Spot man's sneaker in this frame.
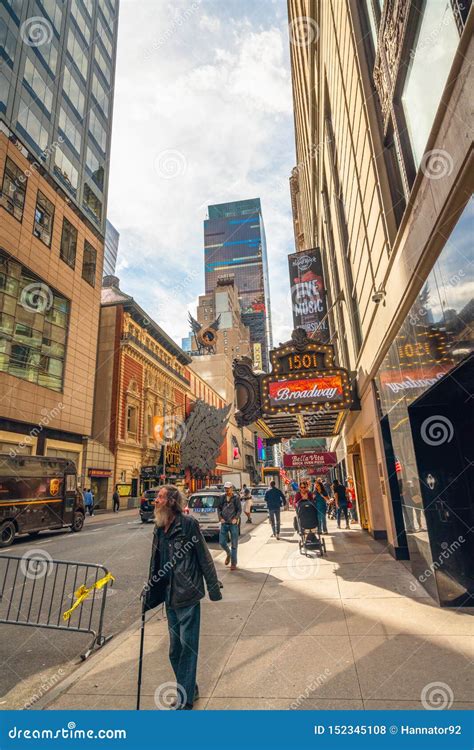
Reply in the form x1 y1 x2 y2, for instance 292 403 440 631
276 534 280 540
225 553 231 566
230 564 237 571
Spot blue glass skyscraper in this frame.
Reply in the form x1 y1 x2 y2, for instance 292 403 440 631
204 198 272 371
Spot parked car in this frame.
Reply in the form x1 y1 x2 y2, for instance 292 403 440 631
139 488 158 523
187 489 241 538
250 485 268 512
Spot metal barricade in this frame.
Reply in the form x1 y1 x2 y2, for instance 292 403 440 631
0 554 113 660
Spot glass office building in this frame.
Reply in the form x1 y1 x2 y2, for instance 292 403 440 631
0 0 119 235
204 198 272 371
104 218 119 276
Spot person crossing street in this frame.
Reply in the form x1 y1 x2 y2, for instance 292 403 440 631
218 482 241 571
264 481 286 539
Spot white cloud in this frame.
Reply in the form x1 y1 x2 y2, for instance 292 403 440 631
107 0 295 346
199 13 221 33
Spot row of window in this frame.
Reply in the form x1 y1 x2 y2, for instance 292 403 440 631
0 156 98 287
0 250 69 393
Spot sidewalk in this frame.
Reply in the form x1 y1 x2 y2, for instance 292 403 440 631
84 508 138 524
44 511 473 710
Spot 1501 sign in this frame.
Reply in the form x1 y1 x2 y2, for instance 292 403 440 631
287 352 324 371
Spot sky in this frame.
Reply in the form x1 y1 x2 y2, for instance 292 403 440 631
106 0 296 348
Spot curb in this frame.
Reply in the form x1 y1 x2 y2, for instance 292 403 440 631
31 609 150 711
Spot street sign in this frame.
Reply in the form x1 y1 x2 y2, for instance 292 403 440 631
283 452 337 468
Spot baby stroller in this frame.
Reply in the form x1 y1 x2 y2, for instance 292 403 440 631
294 499 326 557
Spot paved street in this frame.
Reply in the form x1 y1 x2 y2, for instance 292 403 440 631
26 511 474 712
0 510 267 709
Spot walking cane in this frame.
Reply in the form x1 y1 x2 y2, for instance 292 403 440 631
136 599 146 711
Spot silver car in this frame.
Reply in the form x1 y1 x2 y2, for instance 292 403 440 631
187 490 242 538
250 485 268 512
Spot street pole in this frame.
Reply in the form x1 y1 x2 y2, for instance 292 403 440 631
162 393 167 485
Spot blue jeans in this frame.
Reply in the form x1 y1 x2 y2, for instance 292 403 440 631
166 602 201 709
268 508 281 535
219 522 239 565
316 506 327 533
337 505 349 527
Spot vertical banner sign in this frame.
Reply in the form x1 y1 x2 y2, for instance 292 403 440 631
288 249 328 341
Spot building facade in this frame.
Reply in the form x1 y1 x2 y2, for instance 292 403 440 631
193 277 252 361
204 198 273 370
288 0 473 605
89 276 191 507
1 0 119 235
0 0 118 472
103 218 119 276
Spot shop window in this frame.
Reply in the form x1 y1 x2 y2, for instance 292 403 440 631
82 241 97 287
401 1 460 169
60 218 78 269
33 190 54 247
0 156 26 221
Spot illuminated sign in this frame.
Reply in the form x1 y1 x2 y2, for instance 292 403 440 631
88 468 112 478
283 452 337 468
288 249 328 340
165 443 181 472
268 375 344 407
253 343 263 370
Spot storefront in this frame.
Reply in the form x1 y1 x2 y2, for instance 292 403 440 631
375 200 473 606
88 468 112 510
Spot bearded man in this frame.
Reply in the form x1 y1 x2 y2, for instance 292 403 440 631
143 485 222 710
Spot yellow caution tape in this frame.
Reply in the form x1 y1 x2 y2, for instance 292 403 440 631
63 572 115 621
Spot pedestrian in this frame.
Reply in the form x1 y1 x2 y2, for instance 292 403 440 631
242 487 253 524
332 479 350 529
314 480 329 534
218 482 241 571
83 487 94 516
113 485 120 513
264 481 286 539
345 476 358 523
143 485 222 710
294 480 314 506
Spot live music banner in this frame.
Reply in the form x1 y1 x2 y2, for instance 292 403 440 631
288 248 329 341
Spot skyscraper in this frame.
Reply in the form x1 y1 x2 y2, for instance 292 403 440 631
0 0 119 468
1 0 118 234
204 198 272 370
104 218 120 276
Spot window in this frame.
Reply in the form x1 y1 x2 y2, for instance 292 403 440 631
23 58 53 112
94 46 111 85
16 104 49 153
40 0 63 33
96 16 113 58
63 67 85 115
34 36 59 75
71 0 91 43
127 405 137 436
88 110 107 152
86 147 104 190
401 1 460 168
33 190 54 246
67 28 89 80
91 72 109 116
83 182 102 222
54 147 79 193
0 250 69 392
1 157 26 221
58 107 81 154
82 241 96 286
60 218 77 269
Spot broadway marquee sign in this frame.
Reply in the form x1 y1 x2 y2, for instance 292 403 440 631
234 328 354 439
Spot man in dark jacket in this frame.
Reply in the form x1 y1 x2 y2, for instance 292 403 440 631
217 482 241 571
143 485 222 710
265 481 286 539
